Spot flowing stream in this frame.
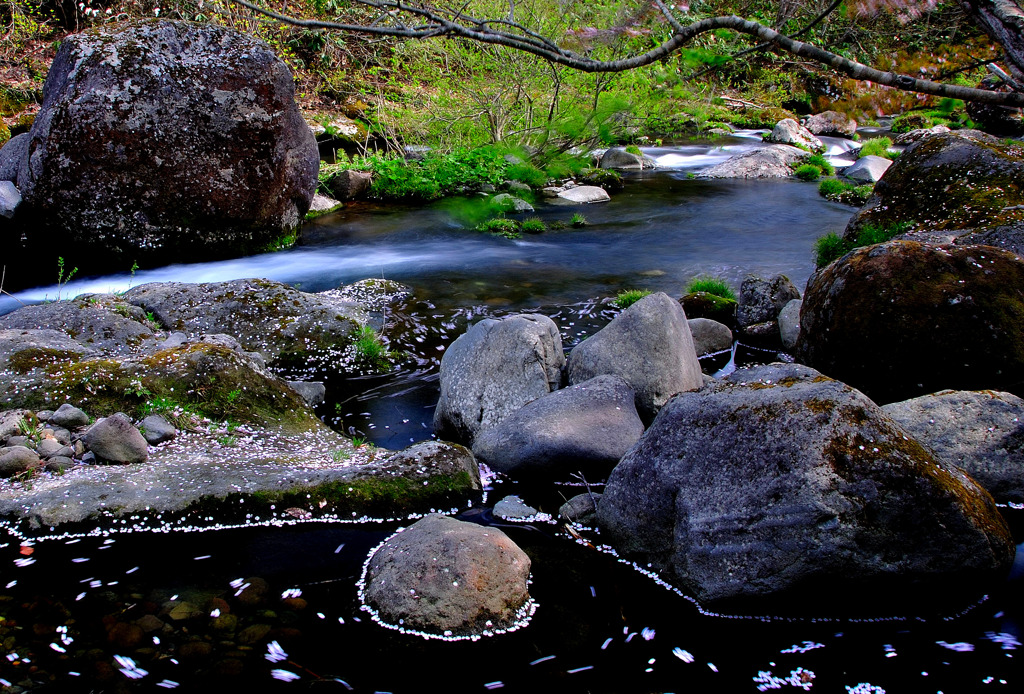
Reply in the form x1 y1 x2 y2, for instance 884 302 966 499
1 133 1022 693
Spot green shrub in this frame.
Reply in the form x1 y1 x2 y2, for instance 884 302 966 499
818 178 874 206
685 275 736 301
858 137 894 159
353 325 395 372
814 232 852 267
570 212 588 227
477 217 522 238
521 217 547 234
818 178 850 198
804 154 834 176
624 144 643 155
579 167 623 188
613 289 651 308
855 221 912 246
794 164 823 181
506 162 548 188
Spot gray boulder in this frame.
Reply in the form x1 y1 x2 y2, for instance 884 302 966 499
0 329 97 372
307 194 342 216
0 133 29 184
0 181 20 219
125 279 364 366
472 374 644 480
597 363 1015 612
764 119 825 152
843 155 891 183
36 438 70 459
567 292 702 422
0 446 40 478
82 413 149 464
48 403 90 430
892 124 950 146
434 314 565 446
882 390 1024 504
17 20 318 272
804 111 857 138
687 318 733 356
599 148 646 170
550 186 611 205
559 492 601 524
737 274 801 328
493 495 540 520
326 169 372 201
700 145 809 179
363 514 532 635
139 414 177 445
0 410 34 440
0 295 160 355
492 193 534 213
777 299 802 351
286 380 326 408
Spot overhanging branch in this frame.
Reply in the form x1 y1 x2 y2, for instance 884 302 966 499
230 0 1024 107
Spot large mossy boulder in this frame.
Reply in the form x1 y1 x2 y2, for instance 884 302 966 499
362 514 533 636
12 20 318 274
472 374 644 481
844 130 1024 241
433 314 564 446
882 389 1024 504
568 292 702 422
700 144 809 179
797 240 1024 404
597 363 1015 613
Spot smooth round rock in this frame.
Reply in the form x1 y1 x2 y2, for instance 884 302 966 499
363 514 532 635
83 413 149 464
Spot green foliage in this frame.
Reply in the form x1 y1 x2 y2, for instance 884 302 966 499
814 221 914 267
477 217 522 238
54 257 77 301
858 137 894 159
818 178 874 206
353 325 395 371
521 217 547 234
814 232 850 268
624 144 642 155
570 212 588 228
506 162 547 187
685 275 736 301
804 154 834 176
579 167 622 188
339 147 511 201
794 164 823 181
613 289 651 309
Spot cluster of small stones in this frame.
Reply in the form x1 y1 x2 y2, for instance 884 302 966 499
0 403 164 479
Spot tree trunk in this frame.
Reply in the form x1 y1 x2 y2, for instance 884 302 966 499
961 0 1024 78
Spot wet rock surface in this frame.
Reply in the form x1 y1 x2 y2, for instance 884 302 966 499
597 363 1015 612
700 144 810 179
363 514 532 635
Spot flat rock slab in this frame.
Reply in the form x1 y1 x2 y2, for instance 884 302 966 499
700 145 809 179
0 429 480 529
0 296 161 355
843 155 891 183
0 329 98 371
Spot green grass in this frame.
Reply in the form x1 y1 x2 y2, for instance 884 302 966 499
613 289 652 308
794 163 823 181
813 221 914 267
353 325 394 371
570 212 588 227
477 217 522 238
685 275 736 301
506 162 547 187
818 178 874 206
804 154 834 176
624 144 643 155
858 137 894 159
521 217 547 234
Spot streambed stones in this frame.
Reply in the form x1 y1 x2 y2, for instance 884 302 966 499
597 363 1015 613
362 514 533 637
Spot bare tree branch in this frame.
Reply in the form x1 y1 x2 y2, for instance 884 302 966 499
230 0 1024 106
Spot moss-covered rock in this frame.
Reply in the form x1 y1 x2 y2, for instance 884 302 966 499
597 363 1015 614
844 130 1024 241
798 240 1024 404
0 295 160 355
680 291 737 328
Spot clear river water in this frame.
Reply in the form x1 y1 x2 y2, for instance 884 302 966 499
1 133 1021 693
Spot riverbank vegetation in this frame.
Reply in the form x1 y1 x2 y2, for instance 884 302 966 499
0 1 1002 155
